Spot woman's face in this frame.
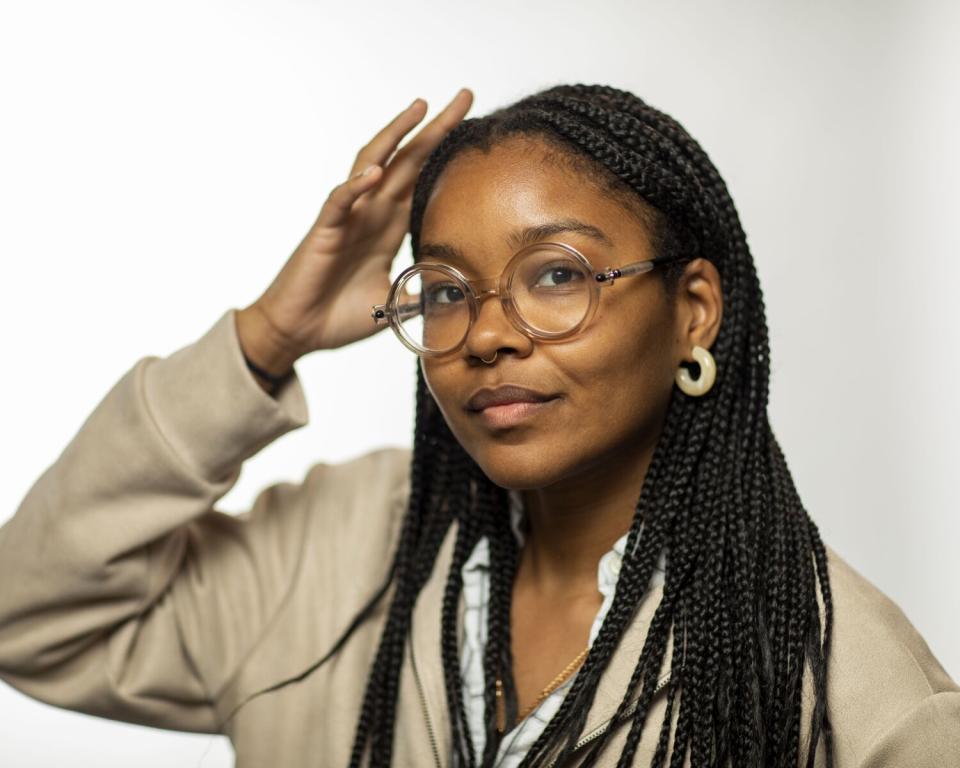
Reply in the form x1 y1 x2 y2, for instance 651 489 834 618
418 137 697 491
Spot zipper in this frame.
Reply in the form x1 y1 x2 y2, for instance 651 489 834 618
545 671 672 768
411 637 444 768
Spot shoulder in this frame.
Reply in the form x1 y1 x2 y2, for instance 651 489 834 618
298 444 413 573
301 445 412 509
824 542 955 698
248 444 413 643
813 542 960 765
300 444 413 545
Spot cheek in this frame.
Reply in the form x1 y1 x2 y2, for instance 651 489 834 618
419 360 465 434
564 323 674 438
574 286 676 393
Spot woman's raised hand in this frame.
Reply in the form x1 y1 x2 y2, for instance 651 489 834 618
236 88 474 378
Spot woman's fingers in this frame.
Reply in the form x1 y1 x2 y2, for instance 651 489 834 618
314 164 383 230
312 89 474 234
378 88 474 199
349 98 429 179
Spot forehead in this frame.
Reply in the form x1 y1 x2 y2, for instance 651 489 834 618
418 139 651 268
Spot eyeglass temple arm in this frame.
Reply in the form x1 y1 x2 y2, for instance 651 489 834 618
594 259 658 286
595 255 690 286
371 302 421 325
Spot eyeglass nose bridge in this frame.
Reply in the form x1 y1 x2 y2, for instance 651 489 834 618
462 276 513 318
464 275 501 298
463 278 519 336
456 271 556 360
472 286 500 302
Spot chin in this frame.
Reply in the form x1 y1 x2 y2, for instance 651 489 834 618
461 439 570 491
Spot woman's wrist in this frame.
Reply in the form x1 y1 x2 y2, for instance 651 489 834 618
235 304 301 394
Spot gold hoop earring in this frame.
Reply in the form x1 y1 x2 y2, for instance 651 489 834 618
675 345 716 397
481 352 498 364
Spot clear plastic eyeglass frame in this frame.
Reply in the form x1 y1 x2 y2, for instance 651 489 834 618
370 241 691 358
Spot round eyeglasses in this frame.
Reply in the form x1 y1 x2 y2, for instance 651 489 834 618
371 241 691 357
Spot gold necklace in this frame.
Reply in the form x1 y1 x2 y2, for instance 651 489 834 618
495 645 590 733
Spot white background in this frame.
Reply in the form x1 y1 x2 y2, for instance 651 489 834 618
1 1 957 765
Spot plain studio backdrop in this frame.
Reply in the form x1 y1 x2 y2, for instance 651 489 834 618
1 1 957 765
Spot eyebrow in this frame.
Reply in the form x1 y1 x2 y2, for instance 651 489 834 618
416 218 614 266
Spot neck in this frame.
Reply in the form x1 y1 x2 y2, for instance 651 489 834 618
516 435 656 598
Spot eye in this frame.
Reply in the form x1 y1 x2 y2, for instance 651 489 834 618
534 263 584 288
425 282 466 305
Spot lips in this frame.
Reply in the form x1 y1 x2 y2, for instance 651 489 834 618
466 385 557 412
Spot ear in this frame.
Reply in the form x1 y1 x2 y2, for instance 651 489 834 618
674 258 723 362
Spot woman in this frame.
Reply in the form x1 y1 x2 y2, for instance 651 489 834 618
0 85 957 767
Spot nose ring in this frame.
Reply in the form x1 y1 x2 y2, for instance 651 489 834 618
480 352 498 364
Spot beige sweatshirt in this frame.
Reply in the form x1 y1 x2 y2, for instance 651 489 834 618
0 308 957 767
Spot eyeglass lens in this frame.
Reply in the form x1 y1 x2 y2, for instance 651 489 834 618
393 247 593 353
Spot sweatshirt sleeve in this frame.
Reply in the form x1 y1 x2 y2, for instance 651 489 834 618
0 307 310 733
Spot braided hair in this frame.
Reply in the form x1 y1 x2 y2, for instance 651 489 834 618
347 84 834 767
